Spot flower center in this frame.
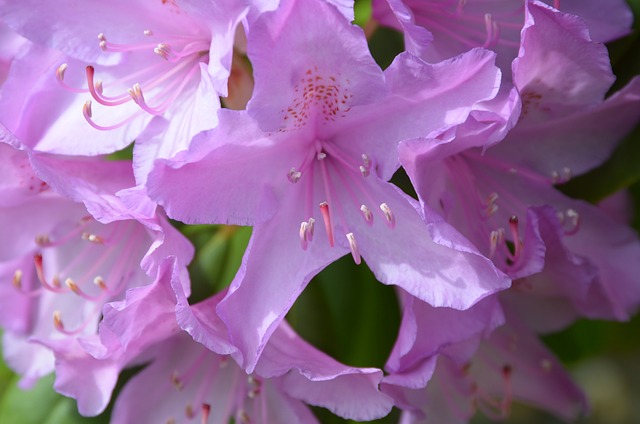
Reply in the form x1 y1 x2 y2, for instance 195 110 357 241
443 151 580 272
56 27 210 131
12 216 150 335
411 0 528 49
166 346 267 424
287 139 395 264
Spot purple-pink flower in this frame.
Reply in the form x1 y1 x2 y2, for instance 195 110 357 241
148 0 510 372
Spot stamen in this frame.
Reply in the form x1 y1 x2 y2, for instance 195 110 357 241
83 99 145 131
56 63 67 81
247 375 262 399
81 232 105 244
34 253 65 292
287 167 302 183
144 29 153 36
360 205 374 226
12 270 23 289
346 233 361 265
97 32 158 53
86 66 130 106
317 152 327 160
154 43 172 60
484 192 499 217
306 218 315 242
319 202 334 247
53 310 64 331
186 404 195 419
171 371 184 390
65 278 103 301
56 63 89 93
83 100 93 118
380 203 396 229
299 221 309 250
360 154 371 177
238 410 250 424
551 167 572 184
53 306 110 336
489 228 505 259
563 209 580 235
483 14 495 48
94 276 108 291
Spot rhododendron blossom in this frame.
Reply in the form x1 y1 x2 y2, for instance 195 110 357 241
149 0 511 371
0 0 638 422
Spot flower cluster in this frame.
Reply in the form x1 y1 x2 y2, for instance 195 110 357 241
0 0 639 422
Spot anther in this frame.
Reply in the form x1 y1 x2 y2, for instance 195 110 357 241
306 218 315 242
171 371 183 390
185 405 195 419
360 205 373 226
564 209 580 235
35 234 51 246
380 203 395 229
299 221 309 250
360 154 371 177
319 202 335 247
12 270 23 289
238 410 250 424
128 83 144 104
317 152 327 160
287 167 302 183
81 232 104 244
94 276 108 290
346 233 361 265
53 310 64 331
247 376 262 399
56 64 68 82
551 167 573 184
83 100 93 118
489 228 505 259
65 278 80 295
154 43 171 60
144 29 153 36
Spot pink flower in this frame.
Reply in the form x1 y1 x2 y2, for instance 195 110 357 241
148 0 510 372
399 1 640 321
42 272 393 421
0 138 192 388
372 0 633 71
